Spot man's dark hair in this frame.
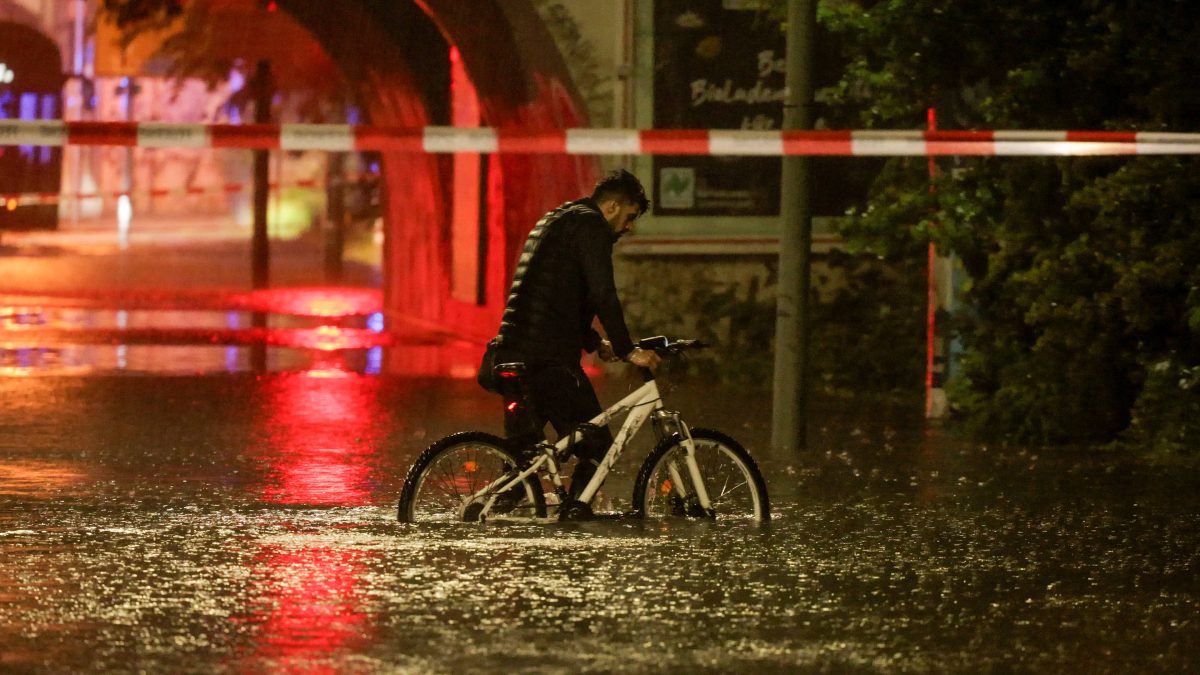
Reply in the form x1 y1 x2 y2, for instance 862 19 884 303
591 169 650 216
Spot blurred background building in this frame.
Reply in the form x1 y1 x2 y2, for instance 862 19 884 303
1 1 853 356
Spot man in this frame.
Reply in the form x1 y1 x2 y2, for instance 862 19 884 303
486 169 661 516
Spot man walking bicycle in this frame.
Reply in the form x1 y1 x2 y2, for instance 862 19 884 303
480 169 661 509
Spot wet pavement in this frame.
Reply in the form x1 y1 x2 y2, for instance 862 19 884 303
2 232 1200 672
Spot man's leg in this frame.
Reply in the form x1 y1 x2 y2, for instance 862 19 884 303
526 363 613 500
502 392 542 458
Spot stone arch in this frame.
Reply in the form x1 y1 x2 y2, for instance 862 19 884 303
0 1 40 32
279 0 597 344
0 17 65 231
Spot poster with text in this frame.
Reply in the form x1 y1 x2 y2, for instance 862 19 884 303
653 0 785 217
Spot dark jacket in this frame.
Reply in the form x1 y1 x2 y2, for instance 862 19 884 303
495 198 634 363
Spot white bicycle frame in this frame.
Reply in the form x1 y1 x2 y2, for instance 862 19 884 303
477 377 714 515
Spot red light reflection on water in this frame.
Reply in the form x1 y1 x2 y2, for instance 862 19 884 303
237 545 374 669
246 288 382 317
254 369 386 506
293 326 376 352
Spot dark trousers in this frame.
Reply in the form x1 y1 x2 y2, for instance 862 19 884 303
501 360 614 498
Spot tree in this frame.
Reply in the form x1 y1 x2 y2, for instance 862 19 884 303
812 0 1200 450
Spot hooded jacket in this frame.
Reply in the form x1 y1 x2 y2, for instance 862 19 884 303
495 198 635 363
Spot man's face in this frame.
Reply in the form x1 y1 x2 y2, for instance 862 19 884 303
601 199 642 238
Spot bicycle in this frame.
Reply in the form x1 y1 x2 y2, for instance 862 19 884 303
396 336 770 523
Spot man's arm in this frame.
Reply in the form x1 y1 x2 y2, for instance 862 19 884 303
583 326 603 353
576 220 635 358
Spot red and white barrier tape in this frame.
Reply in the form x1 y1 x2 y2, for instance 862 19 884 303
3 120 1199 156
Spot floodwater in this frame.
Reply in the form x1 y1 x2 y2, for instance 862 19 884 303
4 343 1198 672
3 237 1199 672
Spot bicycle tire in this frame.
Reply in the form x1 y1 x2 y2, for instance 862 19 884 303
397 431 547 523
630 428 770 521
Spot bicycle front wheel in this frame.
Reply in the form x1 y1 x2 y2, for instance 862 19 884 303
397 431 546 523
631 428 770 521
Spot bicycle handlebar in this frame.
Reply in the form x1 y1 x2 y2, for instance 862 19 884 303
636 335 710 356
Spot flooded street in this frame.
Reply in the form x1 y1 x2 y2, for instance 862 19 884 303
2 236 1199 672
4 374 1199 672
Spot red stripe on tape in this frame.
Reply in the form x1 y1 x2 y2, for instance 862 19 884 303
1066 131 1137 142
210 124 281 149
497 130 566 154
925 130 995 155
640 130 710 155
354 126 424 152
1065 130 1137 155
782 130 852 155
68 121 137 146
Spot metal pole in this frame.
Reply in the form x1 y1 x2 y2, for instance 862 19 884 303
71 0 85 226
772 0 817 453
925 107 939 417
250 61 272 372
925 107 949 418
324 153 346 284
251 60 271 290
119 76 135 249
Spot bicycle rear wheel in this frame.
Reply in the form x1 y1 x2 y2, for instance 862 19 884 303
397 431 546 523
631 428 770 521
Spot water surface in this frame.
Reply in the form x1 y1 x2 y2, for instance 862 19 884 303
2 371 1197 673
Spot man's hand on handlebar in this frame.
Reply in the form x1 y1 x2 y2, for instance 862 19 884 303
625 347 662 369
597 339 621 363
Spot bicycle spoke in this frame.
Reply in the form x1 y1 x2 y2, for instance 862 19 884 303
639 434 765 521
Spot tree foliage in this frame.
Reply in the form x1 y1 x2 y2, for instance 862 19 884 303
815 0 1200 450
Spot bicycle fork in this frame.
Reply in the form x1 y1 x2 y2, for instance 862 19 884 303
653 410 714 516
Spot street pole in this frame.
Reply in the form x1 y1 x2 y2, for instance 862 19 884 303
324 153 346 284
251 60 272 372
252 60 272 290
772 0 817 453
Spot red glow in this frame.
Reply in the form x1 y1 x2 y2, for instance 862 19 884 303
381 42 596 353
252 371 385 505
304 366 352 379
0 287 382 317
298 326 361 352
450 41 483 304
246 288 383 317
237 545 372 668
